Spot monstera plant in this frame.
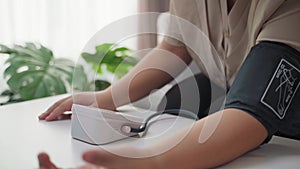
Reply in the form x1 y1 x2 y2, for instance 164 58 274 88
0 43 138 105
81 43 138 90
0 43 89 104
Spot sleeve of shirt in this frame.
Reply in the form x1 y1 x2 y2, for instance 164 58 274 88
163 0 185 46
164 0 200 47
257 0 300 52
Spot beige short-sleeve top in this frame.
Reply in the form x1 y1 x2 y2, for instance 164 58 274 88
166 0 300 87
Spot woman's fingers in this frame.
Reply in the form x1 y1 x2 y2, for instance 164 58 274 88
44 99 73 121
38 96 71 120
38 152 58 169
39 92 101 121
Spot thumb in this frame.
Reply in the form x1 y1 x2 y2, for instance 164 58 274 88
38 152 58 169
82 149 153 169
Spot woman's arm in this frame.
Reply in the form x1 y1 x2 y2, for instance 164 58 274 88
105 39 192 107
38 108 268 169
39 40 191 121
81 108 267 169
157 108 267 169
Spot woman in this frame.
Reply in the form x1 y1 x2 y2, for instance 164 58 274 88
38 0 300 168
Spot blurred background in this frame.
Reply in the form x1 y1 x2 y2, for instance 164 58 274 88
0 0 171 105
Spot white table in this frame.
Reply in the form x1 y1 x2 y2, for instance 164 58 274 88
1 95 300 169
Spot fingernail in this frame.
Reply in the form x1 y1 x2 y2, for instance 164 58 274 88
83 153 96 162
38 152 49 161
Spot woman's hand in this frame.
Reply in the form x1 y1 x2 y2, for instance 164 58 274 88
38 90 115 121
38 152 104 169
38 146 158 169
38 153 59 169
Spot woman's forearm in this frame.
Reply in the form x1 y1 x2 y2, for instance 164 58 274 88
80 108 268 169
99 40 192 109
158 108 268 169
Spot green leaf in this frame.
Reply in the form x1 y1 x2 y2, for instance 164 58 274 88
81 43 138 80
113 47 131 52
2 43 89 100
81 52 102 64
0 90 23 105
0 44 14 54
94 80 111 91
95 43 114 52
72 65 90 91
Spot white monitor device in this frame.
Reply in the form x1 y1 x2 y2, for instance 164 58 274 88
71 104 143 145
